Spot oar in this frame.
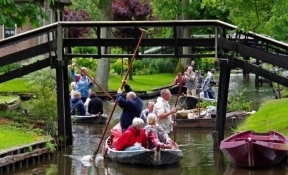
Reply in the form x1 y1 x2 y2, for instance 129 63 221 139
73 64 116 102
92 28 148 160
173 78 183 142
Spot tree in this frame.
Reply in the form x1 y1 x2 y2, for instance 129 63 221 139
112 0 153 80
201 0 288 41
0 0 53 28
95 0 113 91
63 8 92 38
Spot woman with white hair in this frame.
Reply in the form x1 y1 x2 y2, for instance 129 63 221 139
115 118 147 151
145 113 174 149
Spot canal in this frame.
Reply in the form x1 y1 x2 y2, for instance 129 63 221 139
5 73 285 175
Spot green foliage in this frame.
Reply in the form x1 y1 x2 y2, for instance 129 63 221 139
45 140 56 152
25 57 57 121
201 0 288 41
149 58 175 73
227 91 252 112
71 57 97 71
0 0 53 28
200 91 252 112
111 58 128 75
0 63 21 74
197 57 215 71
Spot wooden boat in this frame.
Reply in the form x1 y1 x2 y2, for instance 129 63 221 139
0 96 21 111
178 95 216 109
152 85 187 95
71 114 107 124
175 111 249 128
220 130 288 167
104 123 183 166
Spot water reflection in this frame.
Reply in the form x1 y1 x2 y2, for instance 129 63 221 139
223 163 287 175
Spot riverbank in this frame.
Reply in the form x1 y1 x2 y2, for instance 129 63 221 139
235 98 288 135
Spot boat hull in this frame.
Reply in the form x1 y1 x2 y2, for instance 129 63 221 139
72 114 107 124
105 123 183 166
220 130 288 167
106 146 183 166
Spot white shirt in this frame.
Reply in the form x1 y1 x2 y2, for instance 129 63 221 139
153 97 173 134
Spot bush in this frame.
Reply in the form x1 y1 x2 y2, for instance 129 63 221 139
72 58 97 71
111 58 128 75
0 63 21 74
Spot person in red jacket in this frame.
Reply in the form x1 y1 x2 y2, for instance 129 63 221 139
115 118 147 151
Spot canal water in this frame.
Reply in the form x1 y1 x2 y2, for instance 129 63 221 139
5 73 285 175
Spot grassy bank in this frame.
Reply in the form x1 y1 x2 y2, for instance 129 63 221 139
235 98 288 135
0 118 49 151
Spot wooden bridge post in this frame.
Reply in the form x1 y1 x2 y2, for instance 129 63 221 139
55 23 73 147
215 57 232 149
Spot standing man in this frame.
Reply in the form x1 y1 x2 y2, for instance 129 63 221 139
153 89 176 134
117 81 143 133
184 66 197 96
185 60 196 71
202 69 217 99
70 63 93 103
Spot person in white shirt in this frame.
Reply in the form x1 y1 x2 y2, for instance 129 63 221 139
153 89 177 134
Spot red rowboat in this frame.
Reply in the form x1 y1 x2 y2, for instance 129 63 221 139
220 130 288 167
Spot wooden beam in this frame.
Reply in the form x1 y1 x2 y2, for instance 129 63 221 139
218 38 288 70
0 57 51 84
228 55 288 87
0 40 57 67
63 38 215 47
63 53 215 58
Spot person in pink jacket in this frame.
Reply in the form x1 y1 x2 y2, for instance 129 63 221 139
115 118 147 151
145 113 175 149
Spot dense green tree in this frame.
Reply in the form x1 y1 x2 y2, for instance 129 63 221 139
201 0 288 41
0 0 53 28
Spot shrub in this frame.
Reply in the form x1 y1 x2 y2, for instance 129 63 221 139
111 58 128 75
0 63 21 74
71 58 97 71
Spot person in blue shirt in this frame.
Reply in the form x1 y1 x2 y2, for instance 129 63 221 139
116 80 143 133
70 63 93 103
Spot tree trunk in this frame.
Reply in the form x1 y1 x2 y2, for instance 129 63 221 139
95 0 112 90
180 0 192 69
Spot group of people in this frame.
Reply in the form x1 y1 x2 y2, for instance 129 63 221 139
115 81 178 151
173 60 218 99
70 63 103 116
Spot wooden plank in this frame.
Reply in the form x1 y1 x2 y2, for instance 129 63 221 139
0 57 51 84
0 40 56 67
63 38 215 47
229 56 288 87
218 38 288 70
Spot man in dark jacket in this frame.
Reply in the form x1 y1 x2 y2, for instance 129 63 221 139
88 92 103 115
117 81 143 133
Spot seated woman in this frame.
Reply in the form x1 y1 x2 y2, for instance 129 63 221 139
145 113 176 149
115 118 147 151
70 91 86 116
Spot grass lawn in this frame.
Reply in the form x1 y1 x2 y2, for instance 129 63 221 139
0 78 32 93
236 98 288 135
0 118 49 151
0 74 176 93
108 73 176 91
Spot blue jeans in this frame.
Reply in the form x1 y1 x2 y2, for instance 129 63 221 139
124 145 145 151
204 91 215 99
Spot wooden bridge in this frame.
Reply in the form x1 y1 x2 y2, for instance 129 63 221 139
1 20 288 147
